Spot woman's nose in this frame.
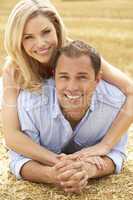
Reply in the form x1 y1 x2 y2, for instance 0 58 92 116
36 36 47 47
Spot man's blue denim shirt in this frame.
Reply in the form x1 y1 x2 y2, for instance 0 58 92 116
9 79 127 178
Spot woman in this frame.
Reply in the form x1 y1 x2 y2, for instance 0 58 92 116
2 0 133 166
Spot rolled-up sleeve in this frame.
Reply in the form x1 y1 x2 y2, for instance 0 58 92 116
9 151 31 179
107 133 128 174
107 150 126 174
9 92 40 179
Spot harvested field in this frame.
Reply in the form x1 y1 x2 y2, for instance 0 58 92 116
0 0 133 199
0 123 133 200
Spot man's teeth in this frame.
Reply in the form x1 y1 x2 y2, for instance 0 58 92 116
65 94 82 99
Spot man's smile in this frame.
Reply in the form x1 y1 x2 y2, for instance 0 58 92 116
64 93 83 100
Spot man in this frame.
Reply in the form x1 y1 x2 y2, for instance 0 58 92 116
9 40 127 193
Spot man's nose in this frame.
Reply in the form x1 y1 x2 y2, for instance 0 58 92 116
67 79 79 92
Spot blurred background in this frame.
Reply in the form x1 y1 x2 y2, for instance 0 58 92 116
0 0 133 77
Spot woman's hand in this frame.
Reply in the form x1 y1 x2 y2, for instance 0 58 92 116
61 143 110 161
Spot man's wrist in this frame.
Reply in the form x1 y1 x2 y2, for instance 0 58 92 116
45 166 59 184
83 161 97 178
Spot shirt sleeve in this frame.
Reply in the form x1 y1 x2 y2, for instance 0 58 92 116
9 92 40 179
107 133 128 174
17 93 40 144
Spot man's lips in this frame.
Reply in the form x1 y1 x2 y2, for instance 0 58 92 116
64 94 83 100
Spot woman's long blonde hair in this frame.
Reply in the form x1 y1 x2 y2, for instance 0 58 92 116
4 0 67 91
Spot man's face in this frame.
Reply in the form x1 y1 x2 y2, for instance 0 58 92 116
55 54 100 121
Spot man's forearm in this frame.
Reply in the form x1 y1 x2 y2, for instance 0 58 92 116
20 159 88 193
20 160 58 184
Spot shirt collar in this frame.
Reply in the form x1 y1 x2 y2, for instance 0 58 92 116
52 89 62 119
89 91 97 112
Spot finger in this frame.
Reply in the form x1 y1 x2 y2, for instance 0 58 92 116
62 174 88 193
56 161 82 173
57 153 67 160
57 169 77 181
79 178 88 189
70 170 87 181
62 176 88 193
55 159 73 170
82 156 106 170
64 153 79 160
60 179 78 188
66 150 87 160
94 157 106 170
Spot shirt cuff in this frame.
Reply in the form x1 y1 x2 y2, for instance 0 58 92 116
9 157 32 179
107 150 126 174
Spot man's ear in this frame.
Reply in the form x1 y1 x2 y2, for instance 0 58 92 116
95 70 102 85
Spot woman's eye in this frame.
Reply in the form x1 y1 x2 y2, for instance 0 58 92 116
42 29 51 35
24 35 33 40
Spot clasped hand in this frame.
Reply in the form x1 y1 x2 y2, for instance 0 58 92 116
53 157 88 193
52 153 106 193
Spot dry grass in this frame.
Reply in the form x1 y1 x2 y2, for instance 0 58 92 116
0 124 133 200
0 0 133 199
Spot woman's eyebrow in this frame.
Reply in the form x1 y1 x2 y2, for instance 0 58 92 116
23 26 49 35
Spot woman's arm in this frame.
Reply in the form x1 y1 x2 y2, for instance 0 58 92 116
91 58 133 155
2 63 59 166
99 58 133 151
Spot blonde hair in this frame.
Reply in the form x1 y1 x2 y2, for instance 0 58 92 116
4 0 67 91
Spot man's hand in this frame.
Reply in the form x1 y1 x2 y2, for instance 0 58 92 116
54 159 89 193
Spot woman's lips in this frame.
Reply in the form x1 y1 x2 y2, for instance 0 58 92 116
36 47 51 55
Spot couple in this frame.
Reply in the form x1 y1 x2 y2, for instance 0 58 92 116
2 0 133 193
10 40 127 193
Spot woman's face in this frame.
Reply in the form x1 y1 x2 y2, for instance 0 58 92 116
22 14 58 65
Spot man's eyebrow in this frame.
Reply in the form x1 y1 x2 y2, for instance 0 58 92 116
77 72 89 75
58 72 68 75
58 72 89 74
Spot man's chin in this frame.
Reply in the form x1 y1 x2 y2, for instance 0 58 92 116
64 109 84 121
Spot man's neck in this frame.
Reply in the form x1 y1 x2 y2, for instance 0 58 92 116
69 118 81 130
63 110 87 130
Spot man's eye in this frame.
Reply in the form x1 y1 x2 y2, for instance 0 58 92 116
79 76 87 80
59 76 69 79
